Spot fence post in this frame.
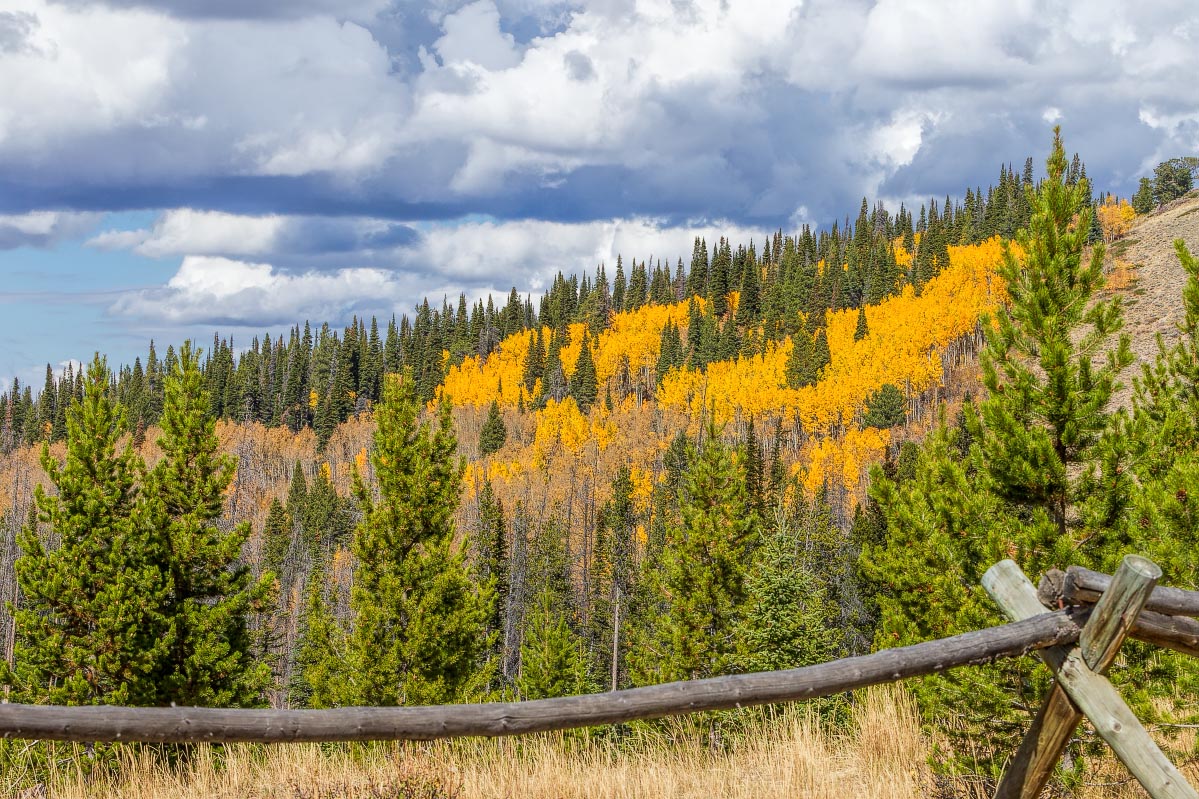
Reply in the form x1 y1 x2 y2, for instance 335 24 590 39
983 558 1198 799
988 555 1160 799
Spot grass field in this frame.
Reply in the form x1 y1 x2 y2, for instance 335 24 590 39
10 687 1196 799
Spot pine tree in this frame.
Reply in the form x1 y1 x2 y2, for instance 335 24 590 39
516 514 589 699
479 400 507 456
262 497 292 579
1132 176 1156 214
3 355 170 706
303 370 491 706
862 383 905 428
737 512 836 673
785 329 815 389
570 335 599 413
853 305 869 341
146 341 273 707
634 418 758 683
475 481 510 682
863 129 1134 765
516 580 590 700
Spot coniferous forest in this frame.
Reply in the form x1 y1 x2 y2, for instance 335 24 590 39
1 131 1198 789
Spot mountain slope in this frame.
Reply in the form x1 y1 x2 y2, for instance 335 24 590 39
1110 192 1199 409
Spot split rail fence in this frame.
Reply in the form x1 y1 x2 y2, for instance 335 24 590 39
2 554 1199 799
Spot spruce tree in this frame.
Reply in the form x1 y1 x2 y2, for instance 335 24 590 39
303 370 491 706
146 341 273 707
475 481 510 682
634 418 758 683
1132 176 1156 214
862 383 905 428
262 497 292 580
737 513 836 673
853 305 869 341
479 399 507 456
517 580 590 700
3 355 170 706
570 335 599 413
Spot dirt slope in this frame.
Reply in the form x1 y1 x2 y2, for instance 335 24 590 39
1106 192 1199 410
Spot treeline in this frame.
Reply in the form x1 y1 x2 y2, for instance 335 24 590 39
1131 156 1197 213
0 156 1071 453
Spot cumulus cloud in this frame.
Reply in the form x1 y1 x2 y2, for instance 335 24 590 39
87 209 418 260
106 214 769 327
111 256 412 325
1 0 1196 228
46 0 390 20
0 210 102 248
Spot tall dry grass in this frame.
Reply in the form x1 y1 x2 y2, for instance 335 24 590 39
11 687 1197 799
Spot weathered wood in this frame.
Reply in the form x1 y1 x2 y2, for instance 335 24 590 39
984 560 1198 799
1039 569 1199 657
1041 566 1199 618
1079 556 1162 670
0 609 1090 744
991 556 1161 799
1130 610 1199 659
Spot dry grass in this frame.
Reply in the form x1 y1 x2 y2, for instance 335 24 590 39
18 688 932 799
13 687 1199 799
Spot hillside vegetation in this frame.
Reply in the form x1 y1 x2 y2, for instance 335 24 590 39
2 133 1199 797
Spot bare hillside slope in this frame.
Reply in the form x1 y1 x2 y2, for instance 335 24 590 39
1107 192 1199 410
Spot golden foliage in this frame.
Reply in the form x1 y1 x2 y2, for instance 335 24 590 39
658 237 1009 440
1097 196 1136 242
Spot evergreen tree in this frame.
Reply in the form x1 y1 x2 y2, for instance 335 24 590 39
3 356 170 706
479 400 507 456
262 497 292 582
1132 176 1156 214
737 512 836 673
634 418 758 683
517 514 589 699
785 328 816 390
475 481 510 682
302 370 491 706
1153 158 1195 206
862 383 905 428
863 129 1134 765
516 580 590 700
522 329 545 394
853 305 869 341
146 341 273 707
570 335 599 413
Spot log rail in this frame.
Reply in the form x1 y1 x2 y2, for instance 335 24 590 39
1 556 1198 799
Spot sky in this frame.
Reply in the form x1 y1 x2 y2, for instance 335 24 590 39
1 0 1198 390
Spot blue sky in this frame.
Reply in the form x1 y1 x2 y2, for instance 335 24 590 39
2 0 1198 390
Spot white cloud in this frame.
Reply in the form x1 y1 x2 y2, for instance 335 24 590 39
0 210 102 248
432 1 521 71
89 209 285 257
112 256 410 324
106 214 769 328
0 1 183 150
0 0 1197 226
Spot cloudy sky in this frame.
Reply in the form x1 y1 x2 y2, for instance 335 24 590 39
2 0 1197 388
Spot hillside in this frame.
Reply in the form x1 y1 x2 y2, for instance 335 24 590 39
1109 191 1199 409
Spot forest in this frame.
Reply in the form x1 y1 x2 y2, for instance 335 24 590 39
1 131 1198 790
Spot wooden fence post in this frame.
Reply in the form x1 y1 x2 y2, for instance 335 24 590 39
988 555 1160 799
983 559 1198 799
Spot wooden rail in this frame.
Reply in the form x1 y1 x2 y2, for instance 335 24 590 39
0 608 1087 743
1 556 1197 799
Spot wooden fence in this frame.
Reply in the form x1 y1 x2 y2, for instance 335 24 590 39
1 555 1198 799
